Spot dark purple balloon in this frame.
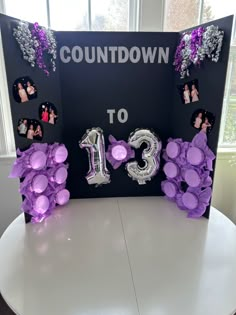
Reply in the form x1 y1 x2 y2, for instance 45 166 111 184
182 192 198 210
166 142 180 159
32 174 48 193
163 162 179 178
187 147 204 165
184 169 201 187
56 189 70 205
53 145 68 163
29 151 47 170
34 195 49 214
162 181 177 198
54 167 68 184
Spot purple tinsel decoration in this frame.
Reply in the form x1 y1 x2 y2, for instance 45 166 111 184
32 23 49 76
173 34 186 73
190 27 204 64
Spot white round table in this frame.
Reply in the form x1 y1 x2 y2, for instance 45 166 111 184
1 197 236 315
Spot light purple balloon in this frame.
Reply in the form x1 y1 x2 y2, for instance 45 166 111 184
29 151 47 170
182 192 198 210
166 142 180 159
53 145 68 163
184 169 201 187
111 145 128 161
54 167 68 184
187 147 204 165
32 174 48 193
163 161 179 178
56 189 70 205
34 195 49 214
162 181 177 198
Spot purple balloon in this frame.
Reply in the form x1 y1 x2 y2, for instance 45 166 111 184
32 174 48 193
111 145 128 161
34 195 49 214
162 181 177 198
53 145 68 163
182 192 198 210
163 161 179 178
184 169 201 187
166 142 180 159
187 147 204 165
54 167 68 184
56 189 70 205
29 151 47 170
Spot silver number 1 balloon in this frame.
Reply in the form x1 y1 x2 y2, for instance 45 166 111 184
79 127 110 186
126 128 162 184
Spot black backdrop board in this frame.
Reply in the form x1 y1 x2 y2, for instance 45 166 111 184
0 14 63 148
171 15 233 218
58 31 178 198
0 13 233 218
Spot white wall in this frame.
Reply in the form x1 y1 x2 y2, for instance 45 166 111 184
0 153 235 236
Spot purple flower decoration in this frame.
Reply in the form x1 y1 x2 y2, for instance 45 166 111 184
9 142 70 223
106 135 135 169
161 130 215 218
163 138 190 166
176 187 212 218
188 130 215 170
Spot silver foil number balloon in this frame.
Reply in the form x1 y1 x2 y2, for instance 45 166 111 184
79 127 110 186
126 129 162 184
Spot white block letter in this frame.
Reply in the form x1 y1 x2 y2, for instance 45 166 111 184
130 47 141 63
117 108 128 123
118 47 129 63
107 109 116 124
60 46 71 63
71 46 83 63
158 47 169 64
141 47 157 63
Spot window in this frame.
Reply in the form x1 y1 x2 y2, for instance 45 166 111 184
164 0 236 147
0 0 235 156
0 0 137 156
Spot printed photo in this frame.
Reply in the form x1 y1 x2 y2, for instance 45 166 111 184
39 102 58 125
17 119 43 140
191 109 215 134
178 79 199 104
13 77 37 103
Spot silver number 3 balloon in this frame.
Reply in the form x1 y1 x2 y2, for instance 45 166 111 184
126 129 162 184
79 127 110 186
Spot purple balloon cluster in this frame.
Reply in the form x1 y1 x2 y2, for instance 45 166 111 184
161 131 215 218
9 143 70 223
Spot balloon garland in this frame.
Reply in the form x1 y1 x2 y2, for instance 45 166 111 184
13 21 57 75
174 25 224 78
161 131 215 218
9 143 70 223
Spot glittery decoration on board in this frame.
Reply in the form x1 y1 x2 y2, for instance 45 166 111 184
174 25 224 78
13 21 57 75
